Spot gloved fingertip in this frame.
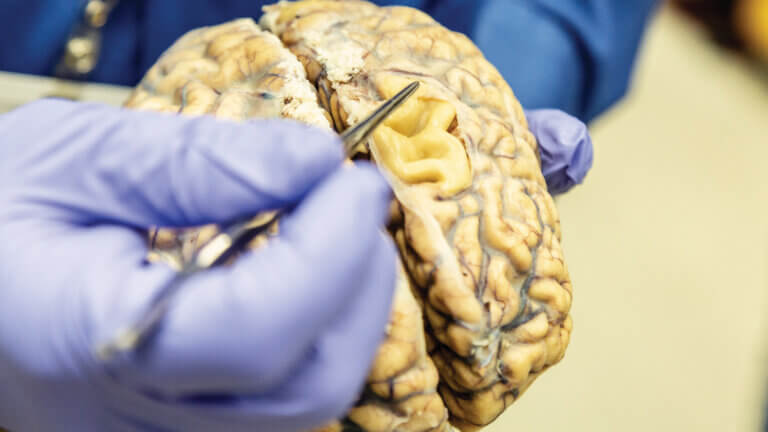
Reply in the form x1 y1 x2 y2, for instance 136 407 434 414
275 162 394 279
566 125 594 182
346 162 394 223
251 119 345 165
524 109 594 195
195 117 345 174
156 117 350 224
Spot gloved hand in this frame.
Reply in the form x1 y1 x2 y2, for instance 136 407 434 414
0 99 589 432
0 99 397 432
526 109 594 195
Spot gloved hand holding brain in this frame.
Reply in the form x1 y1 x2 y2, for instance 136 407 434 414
126 1 575 430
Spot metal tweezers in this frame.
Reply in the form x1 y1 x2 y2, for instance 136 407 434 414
95 81 420 362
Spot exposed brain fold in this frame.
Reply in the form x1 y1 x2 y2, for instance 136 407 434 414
124 2 574 430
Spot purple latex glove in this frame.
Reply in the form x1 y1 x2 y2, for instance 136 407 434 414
0 99 397 432
526 109 594 195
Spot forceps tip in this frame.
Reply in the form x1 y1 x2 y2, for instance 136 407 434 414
341 80 420 155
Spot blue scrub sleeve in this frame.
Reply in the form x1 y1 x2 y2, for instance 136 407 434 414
429 0 660 122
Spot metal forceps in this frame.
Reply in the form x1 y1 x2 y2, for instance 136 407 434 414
95 81 420 361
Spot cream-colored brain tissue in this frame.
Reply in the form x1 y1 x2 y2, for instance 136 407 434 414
124 2 574 430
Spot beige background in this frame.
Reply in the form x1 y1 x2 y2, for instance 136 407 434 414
0 5 766 432
491 6 768 432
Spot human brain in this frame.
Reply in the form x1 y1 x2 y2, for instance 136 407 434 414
125 1 574 430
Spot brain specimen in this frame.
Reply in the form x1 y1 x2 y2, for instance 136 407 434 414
124 2 574 430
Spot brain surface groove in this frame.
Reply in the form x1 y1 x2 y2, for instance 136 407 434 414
124 2 574 431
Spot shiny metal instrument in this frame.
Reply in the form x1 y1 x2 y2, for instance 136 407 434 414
95 81 420 361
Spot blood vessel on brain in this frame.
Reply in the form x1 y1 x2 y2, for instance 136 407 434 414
125 2 573 430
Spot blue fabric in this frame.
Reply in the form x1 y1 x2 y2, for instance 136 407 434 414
0 0 657 121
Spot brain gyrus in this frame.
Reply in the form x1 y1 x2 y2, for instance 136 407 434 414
124 2 574 430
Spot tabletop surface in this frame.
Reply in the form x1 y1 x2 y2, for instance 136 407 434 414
0 70 131 114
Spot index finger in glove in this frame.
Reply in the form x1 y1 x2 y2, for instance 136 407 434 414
105 164 397 398
0 99 342 227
